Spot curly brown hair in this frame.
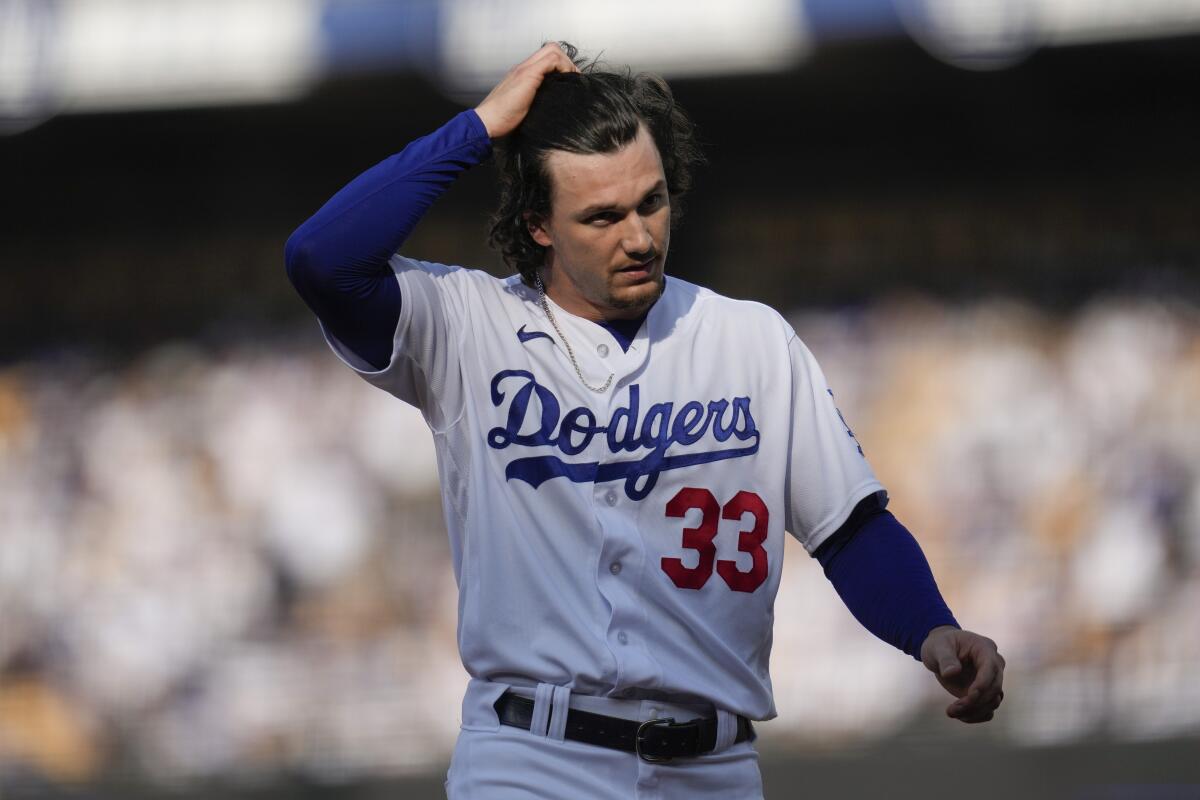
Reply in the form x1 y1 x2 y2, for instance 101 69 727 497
487 44 706 286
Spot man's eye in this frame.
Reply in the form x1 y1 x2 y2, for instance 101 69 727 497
589 213 619 225
641 194 664 210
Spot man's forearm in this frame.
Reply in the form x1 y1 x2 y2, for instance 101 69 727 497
815 498 960 660
283 109 493 369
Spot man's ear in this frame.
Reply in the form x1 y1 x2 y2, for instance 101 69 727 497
525 211 553 248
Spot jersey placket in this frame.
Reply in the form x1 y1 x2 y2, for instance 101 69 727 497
588 318 663 696
536 295 663 696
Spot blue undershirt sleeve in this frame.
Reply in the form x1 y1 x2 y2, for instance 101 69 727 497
813 495 961 661
283 109 493 370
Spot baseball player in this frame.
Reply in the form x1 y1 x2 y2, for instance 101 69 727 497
285 42 1005 799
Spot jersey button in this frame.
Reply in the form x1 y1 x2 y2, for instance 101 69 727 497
617 631 629 645
609 562 622 575
604 490 618 506
596 343 609 358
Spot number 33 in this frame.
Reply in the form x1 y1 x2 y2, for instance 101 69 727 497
661 487 769 593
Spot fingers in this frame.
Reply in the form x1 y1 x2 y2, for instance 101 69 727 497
550 42 581 73
946 640 1005 724
924 628 1006 724
948 689 1003 724
523 42 580 75
965 651 999 700
950 706 996 724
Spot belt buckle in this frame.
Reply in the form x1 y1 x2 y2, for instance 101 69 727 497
635 717 678 763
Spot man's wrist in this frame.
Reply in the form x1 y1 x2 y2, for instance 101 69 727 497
465 107 494 142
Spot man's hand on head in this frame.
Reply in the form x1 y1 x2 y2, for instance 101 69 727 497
475 42 581 140
920 625 1006 724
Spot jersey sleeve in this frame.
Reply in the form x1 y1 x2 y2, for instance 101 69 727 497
784 334 886 553
320 255 468 432
284 109 493 372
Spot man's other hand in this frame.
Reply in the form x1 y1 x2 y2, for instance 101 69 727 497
920 625 1006 724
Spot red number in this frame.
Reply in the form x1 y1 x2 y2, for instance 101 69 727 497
716 490 769 593
661 488 720 590
661 488 769 593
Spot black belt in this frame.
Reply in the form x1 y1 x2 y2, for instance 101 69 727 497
494 691 755 763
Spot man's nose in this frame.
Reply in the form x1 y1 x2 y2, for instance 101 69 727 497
621 216 654 257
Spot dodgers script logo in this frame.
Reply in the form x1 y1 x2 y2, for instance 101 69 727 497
486 370 760 500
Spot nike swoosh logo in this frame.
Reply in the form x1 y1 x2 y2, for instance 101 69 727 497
517 325 554 345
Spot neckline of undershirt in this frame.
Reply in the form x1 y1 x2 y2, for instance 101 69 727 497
593 314 646 353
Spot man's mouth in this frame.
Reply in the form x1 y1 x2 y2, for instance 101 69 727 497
618 255 657 275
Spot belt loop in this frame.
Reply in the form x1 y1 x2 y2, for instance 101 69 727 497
530 683 554 737
547 685 571 742
714 708 737 752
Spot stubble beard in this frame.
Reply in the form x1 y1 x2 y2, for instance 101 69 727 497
605 271 665 317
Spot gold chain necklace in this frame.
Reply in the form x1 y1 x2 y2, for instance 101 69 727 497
535 274 614 394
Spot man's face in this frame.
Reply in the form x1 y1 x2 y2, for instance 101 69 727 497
529 124 670 321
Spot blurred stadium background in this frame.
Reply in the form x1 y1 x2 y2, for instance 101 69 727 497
3 1 1200 798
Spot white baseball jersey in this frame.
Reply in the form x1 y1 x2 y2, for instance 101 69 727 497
321 257 884 721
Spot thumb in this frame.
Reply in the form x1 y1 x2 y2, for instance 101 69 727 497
923 637 961 677
921 626 962 676
937 655 962 678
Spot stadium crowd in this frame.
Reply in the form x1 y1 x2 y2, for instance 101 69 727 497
1 298 1197 784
